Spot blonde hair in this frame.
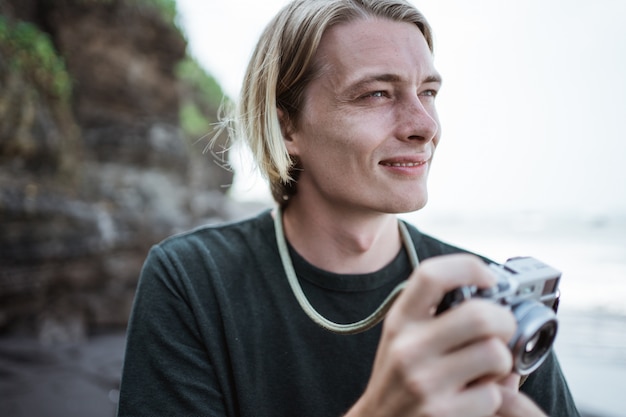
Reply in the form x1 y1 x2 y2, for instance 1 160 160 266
232 0 433 204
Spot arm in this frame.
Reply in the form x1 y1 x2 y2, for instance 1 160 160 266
117 245 228 417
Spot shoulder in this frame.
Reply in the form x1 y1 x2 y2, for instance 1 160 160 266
158 208 274 255
142 209 276 276
135 208 280 299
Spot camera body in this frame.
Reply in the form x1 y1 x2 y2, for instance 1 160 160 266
436 256 561 375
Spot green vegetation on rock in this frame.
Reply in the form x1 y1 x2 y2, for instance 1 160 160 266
176 55 230 138
146 0 178 23
0 16 72 101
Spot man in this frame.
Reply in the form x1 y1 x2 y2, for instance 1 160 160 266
117 1 580 416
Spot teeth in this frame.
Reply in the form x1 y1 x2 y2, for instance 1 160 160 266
382 161 424 167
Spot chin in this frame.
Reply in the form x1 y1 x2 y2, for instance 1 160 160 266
402 200 428 214
383 195 428 214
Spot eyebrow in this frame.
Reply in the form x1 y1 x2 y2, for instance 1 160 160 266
342 72 442 97
424 74 443 84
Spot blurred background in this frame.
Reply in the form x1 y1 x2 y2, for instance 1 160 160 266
1 0 624 416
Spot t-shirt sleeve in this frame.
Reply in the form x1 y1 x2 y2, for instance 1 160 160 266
117 244 227 417
520 349 581 416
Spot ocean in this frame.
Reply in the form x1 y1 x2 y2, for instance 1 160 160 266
400 210 626 315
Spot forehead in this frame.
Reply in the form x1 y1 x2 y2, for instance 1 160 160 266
314 18 435 85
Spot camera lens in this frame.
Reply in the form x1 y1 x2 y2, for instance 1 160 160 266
520 320 557 368
508 301 558 375
525 332 541 352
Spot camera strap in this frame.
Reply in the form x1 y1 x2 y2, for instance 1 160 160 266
275 208 533 388
274 206 419 335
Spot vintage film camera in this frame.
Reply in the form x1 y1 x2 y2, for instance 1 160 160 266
436 257 561 375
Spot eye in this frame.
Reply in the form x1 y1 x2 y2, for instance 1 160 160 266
361 90 388 99
420 89 438 98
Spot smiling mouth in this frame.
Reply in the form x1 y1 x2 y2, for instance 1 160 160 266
380 161 427 167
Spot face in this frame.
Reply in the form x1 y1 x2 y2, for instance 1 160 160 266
283 17 441 215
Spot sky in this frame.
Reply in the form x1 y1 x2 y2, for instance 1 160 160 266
175 0 626 217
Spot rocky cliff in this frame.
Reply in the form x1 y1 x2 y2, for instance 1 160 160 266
0 0 240 342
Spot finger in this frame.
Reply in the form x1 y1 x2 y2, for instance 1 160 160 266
393 254 497 320
419 382 503 417
498 373 521 390
497 387 547 417
428 337 513 392
435 300 517 351
401 302 516 390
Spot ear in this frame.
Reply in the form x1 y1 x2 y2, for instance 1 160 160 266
277 107 299 155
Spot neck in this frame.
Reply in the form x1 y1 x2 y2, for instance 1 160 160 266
280 199 402 274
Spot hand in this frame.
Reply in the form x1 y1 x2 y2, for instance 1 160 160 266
484 374 548 417
496 384 548 417
346 254 519 417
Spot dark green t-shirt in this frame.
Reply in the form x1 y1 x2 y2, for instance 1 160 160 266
117 209 579 416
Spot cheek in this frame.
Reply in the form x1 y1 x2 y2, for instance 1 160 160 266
299 112 364 156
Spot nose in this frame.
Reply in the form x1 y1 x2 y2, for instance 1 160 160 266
397 95 439 143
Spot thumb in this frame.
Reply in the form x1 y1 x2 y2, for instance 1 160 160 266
393 254 497 319
497 386 547 417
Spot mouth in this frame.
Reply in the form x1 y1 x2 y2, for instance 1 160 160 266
379 155 431 167
378 155 431 178
379 161 427 167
